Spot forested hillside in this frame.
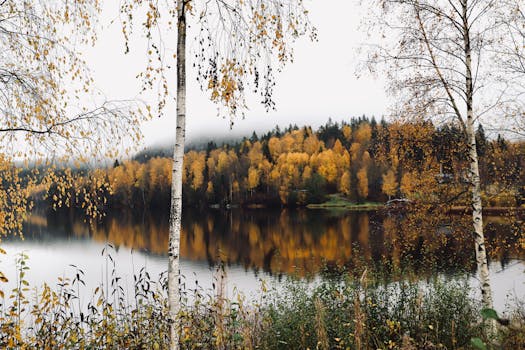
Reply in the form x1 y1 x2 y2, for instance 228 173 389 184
47 117 524 213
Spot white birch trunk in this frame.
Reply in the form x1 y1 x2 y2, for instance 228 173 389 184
168 1 187 349
462 1 494 310
466 118 493 309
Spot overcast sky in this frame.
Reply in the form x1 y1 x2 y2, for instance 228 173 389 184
83 0 388 147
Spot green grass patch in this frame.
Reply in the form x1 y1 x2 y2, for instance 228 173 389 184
307 194 384 210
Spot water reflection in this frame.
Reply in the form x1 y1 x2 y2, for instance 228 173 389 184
17 208 525 277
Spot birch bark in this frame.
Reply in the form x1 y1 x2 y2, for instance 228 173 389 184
168 1 187 349
466 115 493 309
462 0 493 310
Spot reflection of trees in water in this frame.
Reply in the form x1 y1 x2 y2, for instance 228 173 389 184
485 215 525 268
22 209 525 276
380 211 524 276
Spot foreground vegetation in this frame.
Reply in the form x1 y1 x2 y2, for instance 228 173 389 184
1 252 524 349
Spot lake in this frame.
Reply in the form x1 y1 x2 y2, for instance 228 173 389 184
1 208 524 311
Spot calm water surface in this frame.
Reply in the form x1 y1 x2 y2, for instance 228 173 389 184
1 208 524 310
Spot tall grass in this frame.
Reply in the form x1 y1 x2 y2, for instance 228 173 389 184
0 250 523 349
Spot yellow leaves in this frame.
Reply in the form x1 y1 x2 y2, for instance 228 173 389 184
247 167 260 190
342 125 352 141
304 134 322 155
247 141 264 165
350 143 362 161
207 59 246 111
0 271 8 283
302 165 312 183
270 150 309 190
315 149 344 185
0 160 32 238
186 151 206 190
268 137 283 159
121 0 313 118
275 28 283 40
217 151 231 174
206 181 214 195
354 123 372 144
208 77 217 90
339 171 352 196
382 169 398 198
357 166 369 200
400 172 418 198
0 1 144 164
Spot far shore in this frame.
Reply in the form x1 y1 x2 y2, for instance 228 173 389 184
221 200 525 214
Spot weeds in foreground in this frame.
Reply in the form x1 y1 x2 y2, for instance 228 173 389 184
0 249 523 349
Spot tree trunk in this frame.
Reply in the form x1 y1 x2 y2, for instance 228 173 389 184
462 1 494 310
168 1 187 349
466 118 493 309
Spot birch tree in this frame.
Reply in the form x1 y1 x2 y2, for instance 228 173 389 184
0 1 143 158
494 0 525 137
359 0 515 310
0 1 144 238
121 1 314 348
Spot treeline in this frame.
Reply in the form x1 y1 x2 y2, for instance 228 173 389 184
49 117 524 212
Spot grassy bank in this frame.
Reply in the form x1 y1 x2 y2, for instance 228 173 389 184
307 194 384 210
1 254 524 349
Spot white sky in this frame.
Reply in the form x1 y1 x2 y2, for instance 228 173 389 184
83 0 387 148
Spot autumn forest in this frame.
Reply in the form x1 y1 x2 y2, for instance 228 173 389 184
48 118 523 214
2 0 525 348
